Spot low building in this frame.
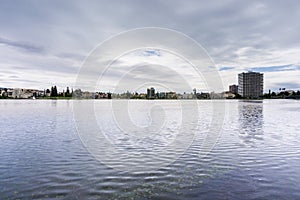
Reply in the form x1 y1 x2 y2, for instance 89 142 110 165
210 92 223 99
223 91 236 99
95 92 112 99
229 84 238 94
166 92 177 99
8 88 38 99
196 92 210 99
82 91 94 99
182 93 194 99
158 92 166 99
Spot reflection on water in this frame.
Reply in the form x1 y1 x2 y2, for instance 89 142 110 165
0 100 300 199
238 101 264 145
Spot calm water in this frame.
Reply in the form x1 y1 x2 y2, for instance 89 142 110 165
0 100 300 199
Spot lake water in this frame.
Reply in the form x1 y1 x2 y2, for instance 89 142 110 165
0 99 300 199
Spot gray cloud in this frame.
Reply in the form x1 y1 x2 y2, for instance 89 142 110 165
112 63 196 93
273 82 300 90
0 37 44 54
0 0 299 90
9 75 19 79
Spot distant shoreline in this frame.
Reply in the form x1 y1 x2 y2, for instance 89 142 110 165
0 98 299 100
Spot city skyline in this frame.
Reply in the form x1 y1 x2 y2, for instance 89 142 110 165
1 1 300 92
0 69 297 94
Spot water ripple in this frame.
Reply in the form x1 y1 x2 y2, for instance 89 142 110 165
0 100 299 199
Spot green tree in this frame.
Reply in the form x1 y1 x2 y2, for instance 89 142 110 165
51 86 58 97
65 87 71 97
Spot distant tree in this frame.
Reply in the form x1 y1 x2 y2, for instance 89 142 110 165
263 93 270 99
50 86 54 97
234 93 242 99
65 87 71 97
1 88 8 98
51 86 58 97
73 89 82 98
284 91 289 96
58 90 63 97
54 86 58 97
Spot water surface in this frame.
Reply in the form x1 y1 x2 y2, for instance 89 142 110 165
0 100 299 199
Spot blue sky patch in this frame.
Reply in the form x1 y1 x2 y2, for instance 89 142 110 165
219 66 235 71
248 64 300 72
141 50 161 57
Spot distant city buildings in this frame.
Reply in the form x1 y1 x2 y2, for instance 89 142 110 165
2 88 41 99
158 92 166 99
165 92 177 99
145 87 178 99
73 89 112 99
229 84 238 94
147 87 155 99
196 92 210 99
238 71 263 98
2 70 300 99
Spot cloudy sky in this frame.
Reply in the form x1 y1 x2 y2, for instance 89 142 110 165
0 0 299 93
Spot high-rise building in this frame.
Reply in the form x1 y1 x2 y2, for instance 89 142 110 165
147 87 155 99
229 84 238 94
238 71 263 98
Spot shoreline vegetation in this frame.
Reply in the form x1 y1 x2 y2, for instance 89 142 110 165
1 98 299 100
0 95 299 100
1 86 300 100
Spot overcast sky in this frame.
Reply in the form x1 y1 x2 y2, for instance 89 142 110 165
0 0 299 93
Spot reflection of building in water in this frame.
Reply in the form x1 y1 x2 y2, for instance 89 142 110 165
238 101 264 145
